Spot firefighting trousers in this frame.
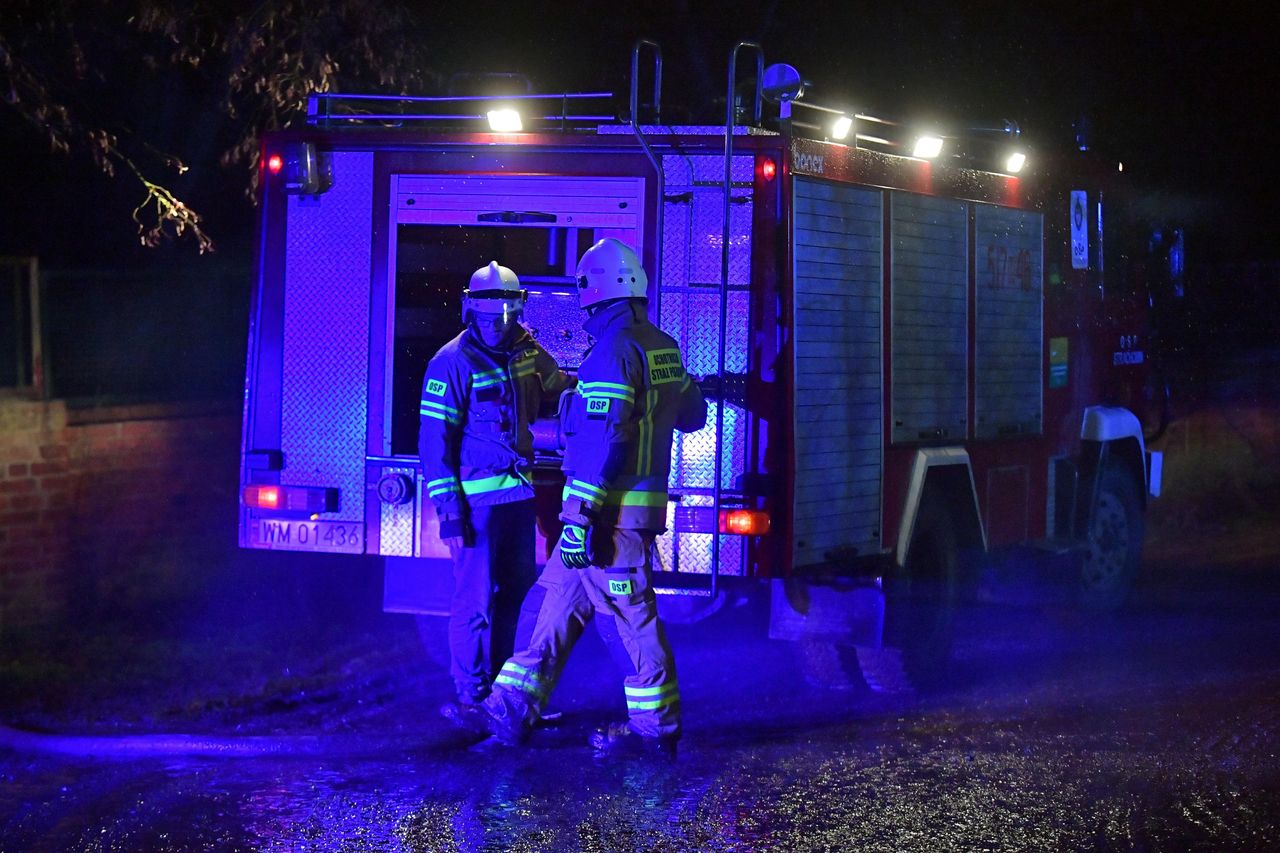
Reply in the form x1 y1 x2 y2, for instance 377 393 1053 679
485 528 681 740
447 500 538 702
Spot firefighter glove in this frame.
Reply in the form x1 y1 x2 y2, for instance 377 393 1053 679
559 523 592 569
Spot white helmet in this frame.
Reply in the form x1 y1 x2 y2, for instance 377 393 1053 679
462 261 526 324
574 238 647 309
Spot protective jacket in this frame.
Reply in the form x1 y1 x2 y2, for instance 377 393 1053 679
419 328 572 516
560 300 706 530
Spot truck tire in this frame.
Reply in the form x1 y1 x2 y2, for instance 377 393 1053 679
1080 461 1144 611
857 494 960 694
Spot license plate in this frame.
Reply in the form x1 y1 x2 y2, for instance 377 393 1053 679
257 519 363 553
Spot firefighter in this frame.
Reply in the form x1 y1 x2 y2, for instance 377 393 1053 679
419 261 573 709
447 238 707 760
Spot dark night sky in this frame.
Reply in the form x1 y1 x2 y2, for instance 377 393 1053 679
0 0 1275 266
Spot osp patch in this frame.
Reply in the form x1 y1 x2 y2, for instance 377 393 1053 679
586 396 610 419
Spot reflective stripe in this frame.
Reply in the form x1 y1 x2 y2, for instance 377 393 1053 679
636 387 657 477
472 368 508 390
420 400 461 424
569 480 606 500
495 661 543 699
426 477 457 490
625 682 679 698
428 484 460 498
625 682 680 711
579 381 635 403
460 473 527 496
421 408 460 425
563 486 603 507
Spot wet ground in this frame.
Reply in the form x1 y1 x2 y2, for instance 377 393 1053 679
2 549 1279 852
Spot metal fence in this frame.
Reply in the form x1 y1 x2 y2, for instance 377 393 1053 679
1 260 250 407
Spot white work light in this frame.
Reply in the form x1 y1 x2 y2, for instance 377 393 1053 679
831 115 853 140
912 135 944 159
487 109 523 132
1005 151 1027 174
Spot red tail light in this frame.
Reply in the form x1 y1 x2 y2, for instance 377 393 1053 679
266 154 284 174
760 157 777 181
243 484 338 515
243 484 281 510
720 509 771 536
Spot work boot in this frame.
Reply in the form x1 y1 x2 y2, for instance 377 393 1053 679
481 692 533 746
437 688 488 722
440 701 493 740
589 720 678 762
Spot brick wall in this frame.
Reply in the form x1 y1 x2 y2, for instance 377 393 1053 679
0 396 239 630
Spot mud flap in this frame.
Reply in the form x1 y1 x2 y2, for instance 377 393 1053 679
766 578 884 646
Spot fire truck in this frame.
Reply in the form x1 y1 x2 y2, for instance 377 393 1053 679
238 43 1163 689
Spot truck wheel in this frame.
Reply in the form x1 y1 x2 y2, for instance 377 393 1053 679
857 494 960 694
1080 461 1144 611
414 614 451 670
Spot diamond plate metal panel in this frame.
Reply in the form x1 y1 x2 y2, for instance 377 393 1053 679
281 151 374 524
662 156 694 188
524 289 589 370
690 191 752 286
671 401 745 490
685 155 754 185
655 494 745 576
666 292 749 376
660 201 692 292
379 466 416 557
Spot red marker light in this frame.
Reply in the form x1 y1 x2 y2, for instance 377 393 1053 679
761 158 777 181
243 484 281 510
720 509 771 536
266 154 284 174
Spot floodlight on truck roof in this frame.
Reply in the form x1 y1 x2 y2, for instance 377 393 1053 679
912 134 945 159
486 108 522 132
1006 150 1027 174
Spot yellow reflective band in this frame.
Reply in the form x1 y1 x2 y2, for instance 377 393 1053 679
427 477 457 489
579 381 635 402
636 388 657 477
570 480 606 499
460 473 526 495
564 488 605 507
626 693 680 711
421 409 460 425
624 682 679 698
495 674 543 698
501 661 533 678
421 400 461 418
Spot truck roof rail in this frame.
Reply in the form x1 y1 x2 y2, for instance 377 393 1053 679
306 91 617 129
